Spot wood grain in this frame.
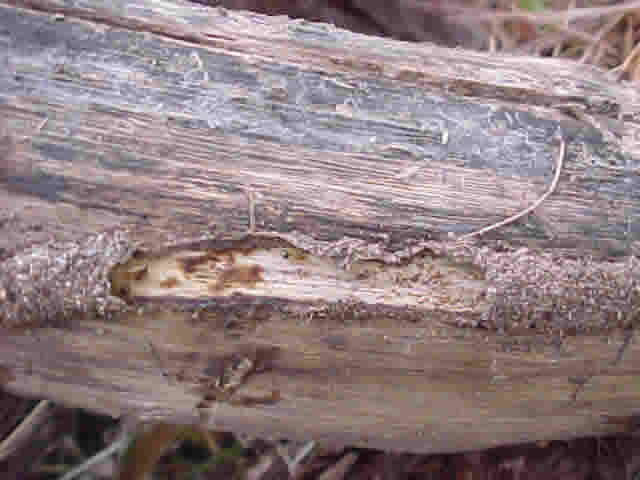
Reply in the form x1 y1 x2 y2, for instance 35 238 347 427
1 0 639 253
1 0 640 454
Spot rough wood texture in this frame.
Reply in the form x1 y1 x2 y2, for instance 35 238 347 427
1 0 640 454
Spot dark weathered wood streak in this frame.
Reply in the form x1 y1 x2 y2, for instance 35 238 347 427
1 0 640 251
1 0 640 454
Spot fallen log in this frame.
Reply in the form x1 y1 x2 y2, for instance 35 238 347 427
1 0 640 454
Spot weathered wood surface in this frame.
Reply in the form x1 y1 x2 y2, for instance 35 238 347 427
1 0 640 454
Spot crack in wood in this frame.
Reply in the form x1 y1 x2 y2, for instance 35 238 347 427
108 233 488 317
190 346 281 409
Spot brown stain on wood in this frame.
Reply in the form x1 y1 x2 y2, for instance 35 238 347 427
178 254 213 274
159 276 179 288
109 253 150 299
209 264 264 292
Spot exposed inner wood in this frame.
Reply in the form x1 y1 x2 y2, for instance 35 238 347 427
109 235 486 311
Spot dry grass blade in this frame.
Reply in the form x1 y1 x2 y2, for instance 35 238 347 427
450 2 640 24
317 452 359 480
444 1 640 62
0 400 53 462
579 12 626 63
458 138 565 241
